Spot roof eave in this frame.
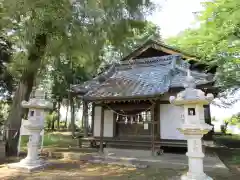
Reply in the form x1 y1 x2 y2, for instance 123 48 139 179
121 39 197 61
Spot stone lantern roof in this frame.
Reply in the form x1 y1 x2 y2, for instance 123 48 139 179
22 89 53 109
169 70 214 105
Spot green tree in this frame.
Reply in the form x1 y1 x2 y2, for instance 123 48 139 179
167 0 240 93
0 37 14 100
44 21 160 132
211 116 217 122
1 0 156 155
229 113 240 126
221 113 240 134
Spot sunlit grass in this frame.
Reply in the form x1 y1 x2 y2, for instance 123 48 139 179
20 132 76 149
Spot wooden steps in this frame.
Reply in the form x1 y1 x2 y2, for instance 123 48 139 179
80 137 187 149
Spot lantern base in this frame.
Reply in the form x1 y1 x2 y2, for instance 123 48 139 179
8 159 50 172
181 172 212 180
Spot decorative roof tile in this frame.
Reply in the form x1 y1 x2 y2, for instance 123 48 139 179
72 55 214 101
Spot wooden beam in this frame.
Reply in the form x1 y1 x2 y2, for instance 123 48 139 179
105 102 152 111
99 106 105 153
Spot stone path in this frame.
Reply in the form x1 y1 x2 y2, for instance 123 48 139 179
103 148 227 171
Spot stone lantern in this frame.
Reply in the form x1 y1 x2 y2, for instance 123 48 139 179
169 70 214 180
8 89 53 172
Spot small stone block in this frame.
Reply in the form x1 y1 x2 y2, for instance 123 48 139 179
181 173 213 180
7 162 50 172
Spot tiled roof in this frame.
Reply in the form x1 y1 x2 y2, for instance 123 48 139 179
72 55 214 101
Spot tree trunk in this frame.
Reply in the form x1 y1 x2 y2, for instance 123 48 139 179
57 101 61 130
64 103 69 128
69 96 75 136
5 34 47 156
51 119 55 131
81 109 84 128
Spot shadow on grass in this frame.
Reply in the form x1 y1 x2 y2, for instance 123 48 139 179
214 134 240 148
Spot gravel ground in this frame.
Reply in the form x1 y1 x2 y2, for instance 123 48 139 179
0 159 239 180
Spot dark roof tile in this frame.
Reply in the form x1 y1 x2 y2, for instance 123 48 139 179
72 55 214 100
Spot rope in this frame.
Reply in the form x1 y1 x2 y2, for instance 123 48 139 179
105 104 154 125
105 104 154 117
13 131 18 139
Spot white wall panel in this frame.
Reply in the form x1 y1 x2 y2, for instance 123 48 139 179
93 106 101 136
160 104 185 140
104 110 114 137
93 107 114 137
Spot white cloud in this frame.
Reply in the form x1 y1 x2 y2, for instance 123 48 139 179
148 0 205 38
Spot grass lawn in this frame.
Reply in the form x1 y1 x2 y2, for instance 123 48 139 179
215 148 240 173
9 132 239 179
20 131 77 149
214 134 240 148
213 134 240 173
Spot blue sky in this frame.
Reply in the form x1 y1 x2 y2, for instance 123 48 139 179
147 0 240 120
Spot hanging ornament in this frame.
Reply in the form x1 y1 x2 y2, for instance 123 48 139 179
125 116 128 124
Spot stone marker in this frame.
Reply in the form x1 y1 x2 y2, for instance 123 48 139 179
0 125 5 160
8 89 53 172
170 70 214 180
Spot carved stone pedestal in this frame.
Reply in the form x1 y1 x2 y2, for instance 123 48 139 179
180 132 212 180
8 127 49 172
8 89 52 172
170 70 214 180
181 172 212 180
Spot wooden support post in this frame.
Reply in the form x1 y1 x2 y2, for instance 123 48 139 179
91 103 95 135
155 101 160 139
204 105 213 141
99 105 104 153
151 102 155 156
70 95 75 136
83 101 88 137
113 113 117 138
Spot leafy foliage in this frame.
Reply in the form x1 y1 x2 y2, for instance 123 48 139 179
167 0 240 92
0 0 160 137
225 113 240 126
0 102 10 125
0 37 14 99
221 112 240 134
1 0 156 79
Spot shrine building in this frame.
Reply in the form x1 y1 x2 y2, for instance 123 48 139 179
71 39 217 154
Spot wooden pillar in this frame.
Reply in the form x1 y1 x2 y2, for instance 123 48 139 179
70 95 75 136
99 105 104 153
113 113 117 138
203 105 213 141
91 103 95 135
205 105 212 125
151 102 155 156
83 101 88 137
155 100 160 139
